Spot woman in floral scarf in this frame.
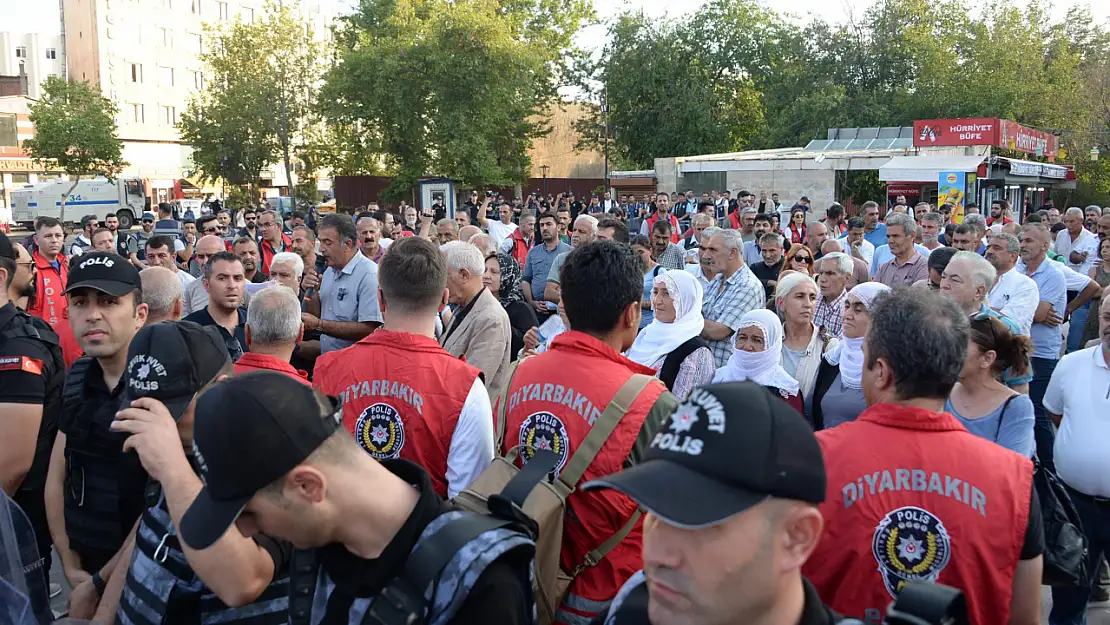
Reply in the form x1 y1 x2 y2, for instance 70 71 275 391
482 252 538 361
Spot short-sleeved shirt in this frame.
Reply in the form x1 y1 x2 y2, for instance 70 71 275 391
655 243 686 271
863 222 887 248
944 394 1035 457
873 251 929 287
1018 258 1067 360
987 267 1039 336
814 289 847 337
1053 227 1100 275
522 241 570 302
1043 346 1110 498
868 243 931 276
318 251 383 353
702 265 766 367
183 306 248 361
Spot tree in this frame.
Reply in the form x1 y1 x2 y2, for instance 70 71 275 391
22 75 127 223
321 0 593 196
179 1 320 207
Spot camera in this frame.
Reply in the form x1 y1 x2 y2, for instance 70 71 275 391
843 582 967 625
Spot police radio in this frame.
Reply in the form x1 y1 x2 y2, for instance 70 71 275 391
843 582 967 625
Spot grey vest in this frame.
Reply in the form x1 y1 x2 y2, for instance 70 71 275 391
152 219 184 239
291 510 533 625
118 498 289 625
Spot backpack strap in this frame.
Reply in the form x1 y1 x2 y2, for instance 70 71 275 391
573 508 642 575
495 360 523 451
558 373 656 490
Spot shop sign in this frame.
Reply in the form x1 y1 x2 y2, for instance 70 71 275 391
998 120 1058 160
914 118 998 147
938 171 967 223
0 159 43 172
1008 161 1067 179
885 185 921 196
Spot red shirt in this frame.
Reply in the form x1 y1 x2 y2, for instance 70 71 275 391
233 352 309 383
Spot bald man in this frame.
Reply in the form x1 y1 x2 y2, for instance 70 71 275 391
184 235 252 314
139 266 184 322
807 221 829 259
458 225 481 243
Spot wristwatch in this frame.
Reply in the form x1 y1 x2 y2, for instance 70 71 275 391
91 571 106 597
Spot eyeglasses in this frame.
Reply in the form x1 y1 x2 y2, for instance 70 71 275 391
793 255 813 263
259 222 276 228
16 261 34 269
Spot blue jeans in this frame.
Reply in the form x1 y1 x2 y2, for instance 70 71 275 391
1050 485 1110 625
1030 357 1058 472
1067 301 1091 353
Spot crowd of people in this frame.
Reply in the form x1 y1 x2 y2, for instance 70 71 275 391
0 190 1109 625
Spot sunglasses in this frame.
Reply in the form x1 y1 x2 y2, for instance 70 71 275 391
793 255 813 263
970 311 998 344
203 226 219 233
142 220 153 224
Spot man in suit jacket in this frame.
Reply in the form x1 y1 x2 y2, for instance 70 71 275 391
439 240 512 401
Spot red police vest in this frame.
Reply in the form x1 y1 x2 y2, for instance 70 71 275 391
314 330 481 497
803 404 1033 625
501 331 666 624
644 213 680 244
259 234 292 276
507 229 533 267
28 250 81 366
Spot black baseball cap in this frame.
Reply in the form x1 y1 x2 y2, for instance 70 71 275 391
583 382 826 528
122 321 231 421
179 372 342 550
0 232 16 260
141 212 155 221
64 252 142 297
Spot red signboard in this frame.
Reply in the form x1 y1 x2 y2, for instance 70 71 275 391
913 118 999 147
913 118 1058 160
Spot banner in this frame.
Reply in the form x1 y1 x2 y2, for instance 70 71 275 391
998 120 1058 161
914 119 999 147
938 171 967 224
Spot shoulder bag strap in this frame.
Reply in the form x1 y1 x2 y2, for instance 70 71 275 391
558 374 656 490
495 360 523 452
994 395 1018 442
573 508 643 575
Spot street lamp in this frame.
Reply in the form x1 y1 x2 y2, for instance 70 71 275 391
540 164 550 195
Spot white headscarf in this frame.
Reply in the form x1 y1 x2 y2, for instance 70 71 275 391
713 308 800 396
823 282 891 389
626 270 705 367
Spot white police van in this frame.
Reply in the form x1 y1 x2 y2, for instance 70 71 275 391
10 177 148 229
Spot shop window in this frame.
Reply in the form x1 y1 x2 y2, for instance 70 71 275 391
0 114 17 147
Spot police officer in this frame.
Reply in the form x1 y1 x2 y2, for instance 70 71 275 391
178 372 534 625
803 288 1043 625
44 252 150 608
314 237 494 498
92 321 290 623
0 232 66 592
129 212 156 269
152 202 184 239
584 382 845 625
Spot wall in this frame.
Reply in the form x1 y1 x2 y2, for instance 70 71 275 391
528 102 605 179
724 169 836 213
62 0 100 86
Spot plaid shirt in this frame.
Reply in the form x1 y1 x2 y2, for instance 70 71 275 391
702 265 766 367
656 243 687 271
814 289 848 337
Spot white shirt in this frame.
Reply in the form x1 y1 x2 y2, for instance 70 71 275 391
446 377 496 498
486 220 519 250
684 263 711 293
175 269 196 292
1050 259 1094 292
1054 228 1100 275
1043 346 1110 497
987 266 1039 336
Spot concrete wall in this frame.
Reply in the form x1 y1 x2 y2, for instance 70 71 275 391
723 169 836 212
528 102 605 179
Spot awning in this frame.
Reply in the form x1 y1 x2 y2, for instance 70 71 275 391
878 155 985 182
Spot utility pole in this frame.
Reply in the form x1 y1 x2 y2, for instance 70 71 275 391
277 0 297 217
602 89 609 197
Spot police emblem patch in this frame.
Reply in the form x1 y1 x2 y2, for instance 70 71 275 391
354 402 405 460
519 411 570 477
872 506 952 598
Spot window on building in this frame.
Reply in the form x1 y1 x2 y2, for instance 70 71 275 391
191 0 200 14
160 27 172 48
159 66 174 86
130 103 144 123
192 70 204 90
160 105 176 125
45 48 57 60
0 114 17 147
189 33 202 54
217 1 228 19
130 63 143 83
14 47 27 59
244 6 254 22
163 0 172 8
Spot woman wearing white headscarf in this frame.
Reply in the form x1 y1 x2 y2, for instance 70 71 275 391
711 308 804 415
776 271 838 406
625 270 715 399
809 282 892 429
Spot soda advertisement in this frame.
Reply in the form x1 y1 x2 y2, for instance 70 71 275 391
937 171 966 223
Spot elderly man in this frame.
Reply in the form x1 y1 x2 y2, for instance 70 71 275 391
1055 206 1101 353
749 232 785 302
963 213 989 254
700 228 765 367
545 214 597 305
682 213 713 263
439 240 511 400
807 220 829 260
355 215 386 263
458 224 481 243
90 228 116 252
139 266 183 323
1044 295 1110 624
301 214 383 355
234 285 307 381
919 211 945 251
814 252 852 336
874 213 928 287
941 251 1032 392
1018 223 1068 471
435 218 459 244
822 239 868 287
986 232 1039 336
267 251 303 293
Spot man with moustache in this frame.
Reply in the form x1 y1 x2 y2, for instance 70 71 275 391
43 253 150 613
185 251 249 362
0 232 67 595
356 214 387 263
233 237 269 284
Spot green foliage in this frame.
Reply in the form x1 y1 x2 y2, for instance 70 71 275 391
321 0 594 195
179 1 320 204
24 75 127 221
